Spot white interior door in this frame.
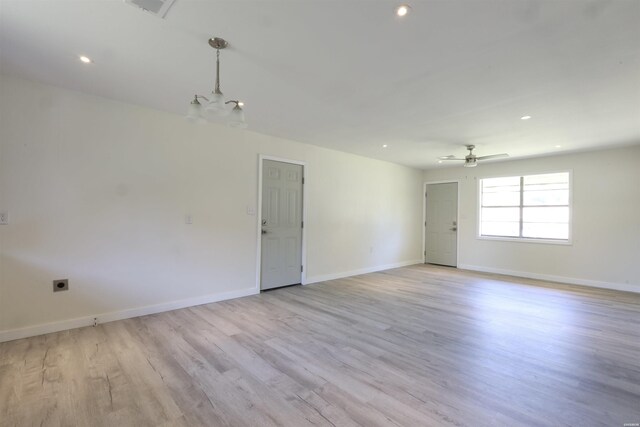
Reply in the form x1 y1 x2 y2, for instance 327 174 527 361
425 182 458 267
260 160 303 290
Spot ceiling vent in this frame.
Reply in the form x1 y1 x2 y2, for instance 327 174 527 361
123 0 176 18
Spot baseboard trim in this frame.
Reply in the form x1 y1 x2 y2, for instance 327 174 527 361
0 287 258 343
305 259 423 284
10 261 630 342
458 264 639 294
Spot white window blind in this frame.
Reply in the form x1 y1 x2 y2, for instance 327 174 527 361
480 172 570 241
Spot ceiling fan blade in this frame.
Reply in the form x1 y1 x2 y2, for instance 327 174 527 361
438 157 465 161
476 153 509 161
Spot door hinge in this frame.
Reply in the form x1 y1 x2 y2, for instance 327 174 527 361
301 265 304 272
424 250 426 256
302 177 305 184
301 221 304 228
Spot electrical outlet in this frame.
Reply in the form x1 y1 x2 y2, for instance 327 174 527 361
53 279 69 292
0 211 8 225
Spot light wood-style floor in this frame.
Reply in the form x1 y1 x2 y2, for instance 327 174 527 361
1 264 639 427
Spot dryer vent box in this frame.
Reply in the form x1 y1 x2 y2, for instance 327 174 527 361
123 0 176 18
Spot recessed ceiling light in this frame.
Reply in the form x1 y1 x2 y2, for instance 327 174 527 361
438 160 443 164
79 55 92 64
520 115 532 120
396 4 410 17
382 144 388 148
555 145 562 148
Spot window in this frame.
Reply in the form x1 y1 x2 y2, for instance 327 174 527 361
479 172 570 242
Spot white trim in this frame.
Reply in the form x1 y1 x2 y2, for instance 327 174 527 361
458 264 639 294
256 155 308 291
0 287 258 343
476 235 572 245
423 180 460 267
306 260 423 284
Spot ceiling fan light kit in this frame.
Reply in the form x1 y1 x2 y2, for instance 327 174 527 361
187 37 247 128
438 144 508 168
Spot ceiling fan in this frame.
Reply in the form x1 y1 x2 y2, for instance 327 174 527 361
439 145 509 167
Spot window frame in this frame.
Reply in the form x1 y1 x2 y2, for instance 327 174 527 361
477 170 573 245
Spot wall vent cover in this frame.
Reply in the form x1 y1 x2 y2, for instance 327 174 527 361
123 0 176 18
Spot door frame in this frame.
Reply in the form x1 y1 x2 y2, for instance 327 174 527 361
423 180 460 267
256 154 307 291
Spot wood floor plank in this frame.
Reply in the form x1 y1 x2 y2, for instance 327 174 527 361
1 264 639 426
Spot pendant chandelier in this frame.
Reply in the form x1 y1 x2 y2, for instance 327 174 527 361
186 37 247 128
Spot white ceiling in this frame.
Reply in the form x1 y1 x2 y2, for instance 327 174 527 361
1 0 639 169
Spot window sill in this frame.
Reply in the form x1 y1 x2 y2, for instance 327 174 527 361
477 235 572 246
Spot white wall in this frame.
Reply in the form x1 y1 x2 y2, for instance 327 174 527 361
0 74 424 340
423 145 640 292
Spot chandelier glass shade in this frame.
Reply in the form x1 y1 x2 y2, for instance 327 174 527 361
206 90 226 114
228 102 247 129
186 96 205 124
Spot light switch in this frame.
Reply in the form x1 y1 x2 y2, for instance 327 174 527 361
185 215 193 225
246 207 256 216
